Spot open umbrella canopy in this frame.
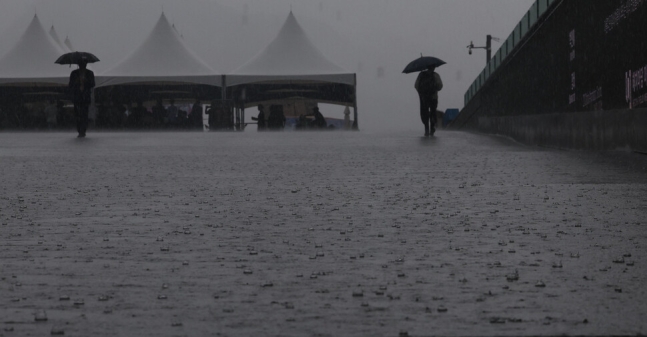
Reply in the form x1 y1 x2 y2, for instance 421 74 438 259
55 51 100 65
402 56 446 74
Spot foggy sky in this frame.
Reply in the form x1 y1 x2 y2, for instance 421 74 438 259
0 0 534 131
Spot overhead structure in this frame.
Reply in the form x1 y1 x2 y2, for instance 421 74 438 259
0 14 69 86
96 12 220 88
227 11 358 129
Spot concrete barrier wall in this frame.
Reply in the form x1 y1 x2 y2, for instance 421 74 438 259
454 0 647 152
479 108 647 152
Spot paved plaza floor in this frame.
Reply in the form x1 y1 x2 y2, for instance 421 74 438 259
1 130 646 336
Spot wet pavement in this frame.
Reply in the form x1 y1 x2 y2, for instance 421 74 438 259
1 130 646 336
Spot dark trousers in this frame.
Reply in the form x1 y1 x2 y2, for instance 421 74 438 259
74 101 89 135
419 96 438 134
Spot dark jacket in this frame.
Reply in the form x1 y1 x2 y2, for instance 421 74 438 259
257 111 266 130
69 69 95 104
415 71 443 100
312 110 327 128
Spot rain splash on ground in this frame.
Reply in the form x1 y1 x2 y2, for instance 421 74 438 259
1 130 646 336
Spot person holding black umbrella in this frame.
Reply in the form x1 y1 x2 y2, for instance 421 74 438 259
403 55 445 137
68 61 95 137
56 51 100 137
415 66 443 137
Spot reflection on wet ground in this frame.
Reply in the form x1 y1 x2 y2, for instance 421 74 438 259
1 130 646 336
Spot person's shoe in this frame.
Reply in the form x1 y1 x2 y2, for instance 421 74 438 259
424 132 429 137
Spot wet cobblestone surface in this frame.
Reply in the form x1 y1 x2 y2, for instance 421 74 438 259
1 131 646 336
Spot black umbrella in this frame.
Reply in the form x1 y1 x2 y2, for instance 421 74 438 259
402 55 446 74
55 51 100 65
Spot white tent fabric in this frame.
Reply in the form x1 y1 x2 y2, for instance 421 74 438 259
228 12 355 87
0 15 70 86
49 26 72 52
64 36 75 52
97 13 220 88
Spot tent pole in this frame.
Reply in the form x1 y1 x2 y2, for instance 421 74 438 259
242 106 245 131
221 75 229 131
234 104 240 131
352 73 359 131
221 75 227 101
235 105 240 131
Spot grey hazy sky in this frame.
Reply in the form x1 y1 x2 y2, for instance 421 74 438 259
1 0 534 131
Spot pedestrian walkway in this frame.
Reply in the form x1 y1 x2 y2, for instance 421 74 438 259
1 131 646 336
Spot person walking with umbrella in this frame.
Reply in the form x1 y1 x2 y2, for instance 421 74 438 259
68 60 95 137
403 56 445 137
56 51 99 137
416 66 443 136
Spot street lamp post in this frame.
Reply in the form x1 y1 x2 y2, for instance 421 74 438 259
467 35 499 64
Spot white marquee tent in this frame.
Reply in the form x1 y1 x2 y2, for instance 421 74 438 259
226 12 357 128
0 11 357 129
228 12 355 88
49 26 72 53
64 36 75 52
0 14 69 86
96 13 221 88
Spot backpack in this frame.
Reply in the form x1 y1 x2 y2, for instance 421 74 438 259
416 71 437 94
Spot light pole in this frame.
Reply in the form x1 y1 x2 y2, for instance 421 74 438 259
467 35 500 64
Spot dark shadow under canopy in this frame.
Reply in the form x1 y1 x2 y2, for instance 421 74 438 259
229 82 354 108
95 83 222 105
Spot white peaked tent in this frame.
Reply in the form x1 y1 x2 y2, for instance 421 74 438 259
0 15 69 86
49 26 71 52
64 37 75 52
96 13 220 87
227 12 357 129
228 12 355 87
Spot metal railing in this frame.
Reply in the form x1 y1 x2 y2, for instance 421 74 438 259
464 0 557 106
